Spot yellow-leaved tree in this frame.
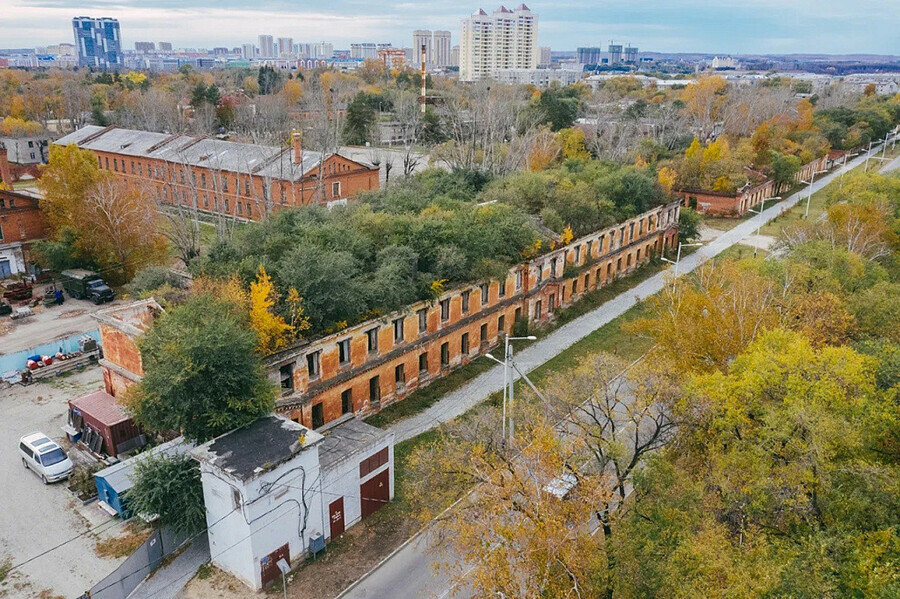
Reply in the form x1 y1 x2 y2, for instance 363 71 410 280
658 166 677 195
250 266 310 355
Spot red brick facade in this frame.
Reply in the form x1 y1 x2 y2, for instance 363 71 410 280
676 156 828 217
0 189 48 246
54 126 380 221
268 202 681 429
95 203 681 431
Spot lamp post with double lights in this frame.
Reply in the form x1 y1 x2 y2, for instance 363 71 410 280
660 242 704 292
483 334 536 446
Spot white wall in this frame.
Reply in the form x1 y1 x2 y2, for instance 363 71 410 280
200 445 324 590
0 244 25 278
320 433 395 540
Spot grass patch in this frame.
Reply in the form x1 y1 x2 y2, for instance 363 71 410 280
702 212 755 232
94 522 152 559
365 361 494 429
715 244 768 262
195 563 213 580
0 557 11 582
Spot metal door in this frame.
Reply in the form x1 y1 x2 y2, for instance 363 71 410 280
329 497 345 539
360 468 390 518
260 543 290 588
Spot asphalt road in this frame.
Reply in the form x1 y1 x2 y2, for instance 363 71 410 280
1 296 123 356
338 138 895 599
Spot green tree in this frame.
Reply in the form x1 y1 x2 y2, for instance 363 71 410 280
770 151 801 186
677 206 702 243
127 453 205 535
257 65 282 95
343 91 377 145
125 293 275 442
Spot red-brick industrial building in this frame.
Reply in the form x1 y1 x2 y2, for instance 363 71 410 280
0 188 48 278
94 201 680 430
54 125 379 220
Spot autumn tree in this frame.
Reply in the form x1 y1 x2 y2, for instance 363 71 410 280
37 145 167 283
124 292 275 442
249 265 310 355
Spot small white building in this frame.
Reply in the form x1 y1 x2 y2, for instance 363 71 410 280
192 414 394 590
0 241 25 278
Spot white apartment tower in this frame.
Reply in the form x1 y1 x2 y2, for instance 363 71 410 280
258 34 275 58
459 4 538 82
433 30 452 67
412 30 433 64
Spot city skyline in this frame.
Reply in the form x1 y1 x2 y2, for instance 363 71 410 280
2 0 899 55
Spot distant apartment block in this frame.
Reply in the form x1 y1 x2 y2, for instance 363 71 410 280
257 34 275 58
158 42 173 52
459 4 538 81
72 16 123 69
608 44 623 65
577 46 603 65
492 68 582 87
242 43 256 60
412 30 433 64
350 43 378 60
277 37 294 57
433 30 452 67
134 41 155 53
539 45 551 67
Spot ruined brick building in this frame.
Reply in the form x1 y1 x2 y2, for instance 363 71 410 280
96 201 680 430
54 125 379 220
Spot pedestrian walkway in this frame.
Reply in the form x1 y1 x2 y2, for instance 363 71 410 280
386 144 885 444
128 533 209 599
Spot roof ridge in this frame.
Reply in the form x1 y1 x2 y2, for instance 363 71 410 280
144 132 182 154
77 124 117 146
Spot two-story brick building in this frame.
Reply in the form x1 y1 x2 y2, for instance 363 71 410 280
53 125 379 220
94 202 680 430
0 188 48 278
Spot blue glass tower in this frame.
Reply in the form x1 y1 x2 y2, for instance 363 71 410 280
73 17 123 70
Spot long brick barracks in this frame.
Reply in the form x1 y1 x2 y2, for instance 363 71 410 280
95 201 681 431
55 125 379 218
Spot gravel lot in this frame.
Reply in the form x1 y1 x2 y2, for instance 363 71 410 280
0 367 126 598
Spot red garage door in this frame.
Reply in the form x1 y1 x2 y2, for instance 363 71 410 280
360 468 390 518
329 497 345 539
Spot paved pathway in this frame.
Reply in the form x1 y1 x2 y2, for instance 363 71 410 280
880 151 900 173
388 143 884 444
338 140 893 599
129 533 209 599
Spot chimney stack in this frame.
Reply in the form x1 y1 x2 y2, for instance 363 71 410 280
291 130 303 164
0 146 12 187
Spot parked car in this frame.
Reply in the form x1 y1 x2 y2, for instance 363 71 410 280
60 269 115 304
19 432 74 484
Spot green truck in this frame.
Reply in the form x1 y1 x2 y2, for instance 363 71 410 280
60 269 116 304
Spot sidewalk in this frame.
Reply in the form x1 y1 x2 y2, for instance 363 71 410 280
387 144 882 444
129 533 209 599
349 142 888 599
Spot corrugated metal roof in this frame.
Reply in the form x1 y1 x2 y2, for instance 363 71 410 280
54 126 328 182
94 437 195 493
70 390 131 427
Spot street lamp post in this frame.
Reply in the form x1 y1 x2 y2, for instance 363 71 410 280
746 196 780 258
802 170 828 219
864 140 874 171
484 334 536 446
660 242 703 292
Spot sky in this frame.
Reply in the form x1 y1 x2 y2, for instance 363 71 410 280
3 0 899 55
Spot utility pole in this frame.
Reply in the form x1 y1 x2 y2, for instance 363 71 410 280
485 334 536 448
660 242 703 292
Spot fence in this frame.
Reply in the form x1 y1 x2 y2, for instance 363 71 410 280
83 525 189 599
0 329 101 375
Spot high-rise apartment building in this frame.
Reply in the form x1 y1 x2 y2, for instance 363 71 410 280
72 16 123 69
277 37 294 57
412 30 433 63
459 4 538 82
624 46 639 64
158 42 172 52
350 43 378 59
577 47 603 65
134 41 155 53
433 30 452 67
242 43 256 60
450 45 460 67
539 45 551 67
608 44 623 65
258 35 275 58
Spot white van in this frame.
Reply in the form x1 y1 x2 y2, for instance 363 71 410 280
19 432 74 484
